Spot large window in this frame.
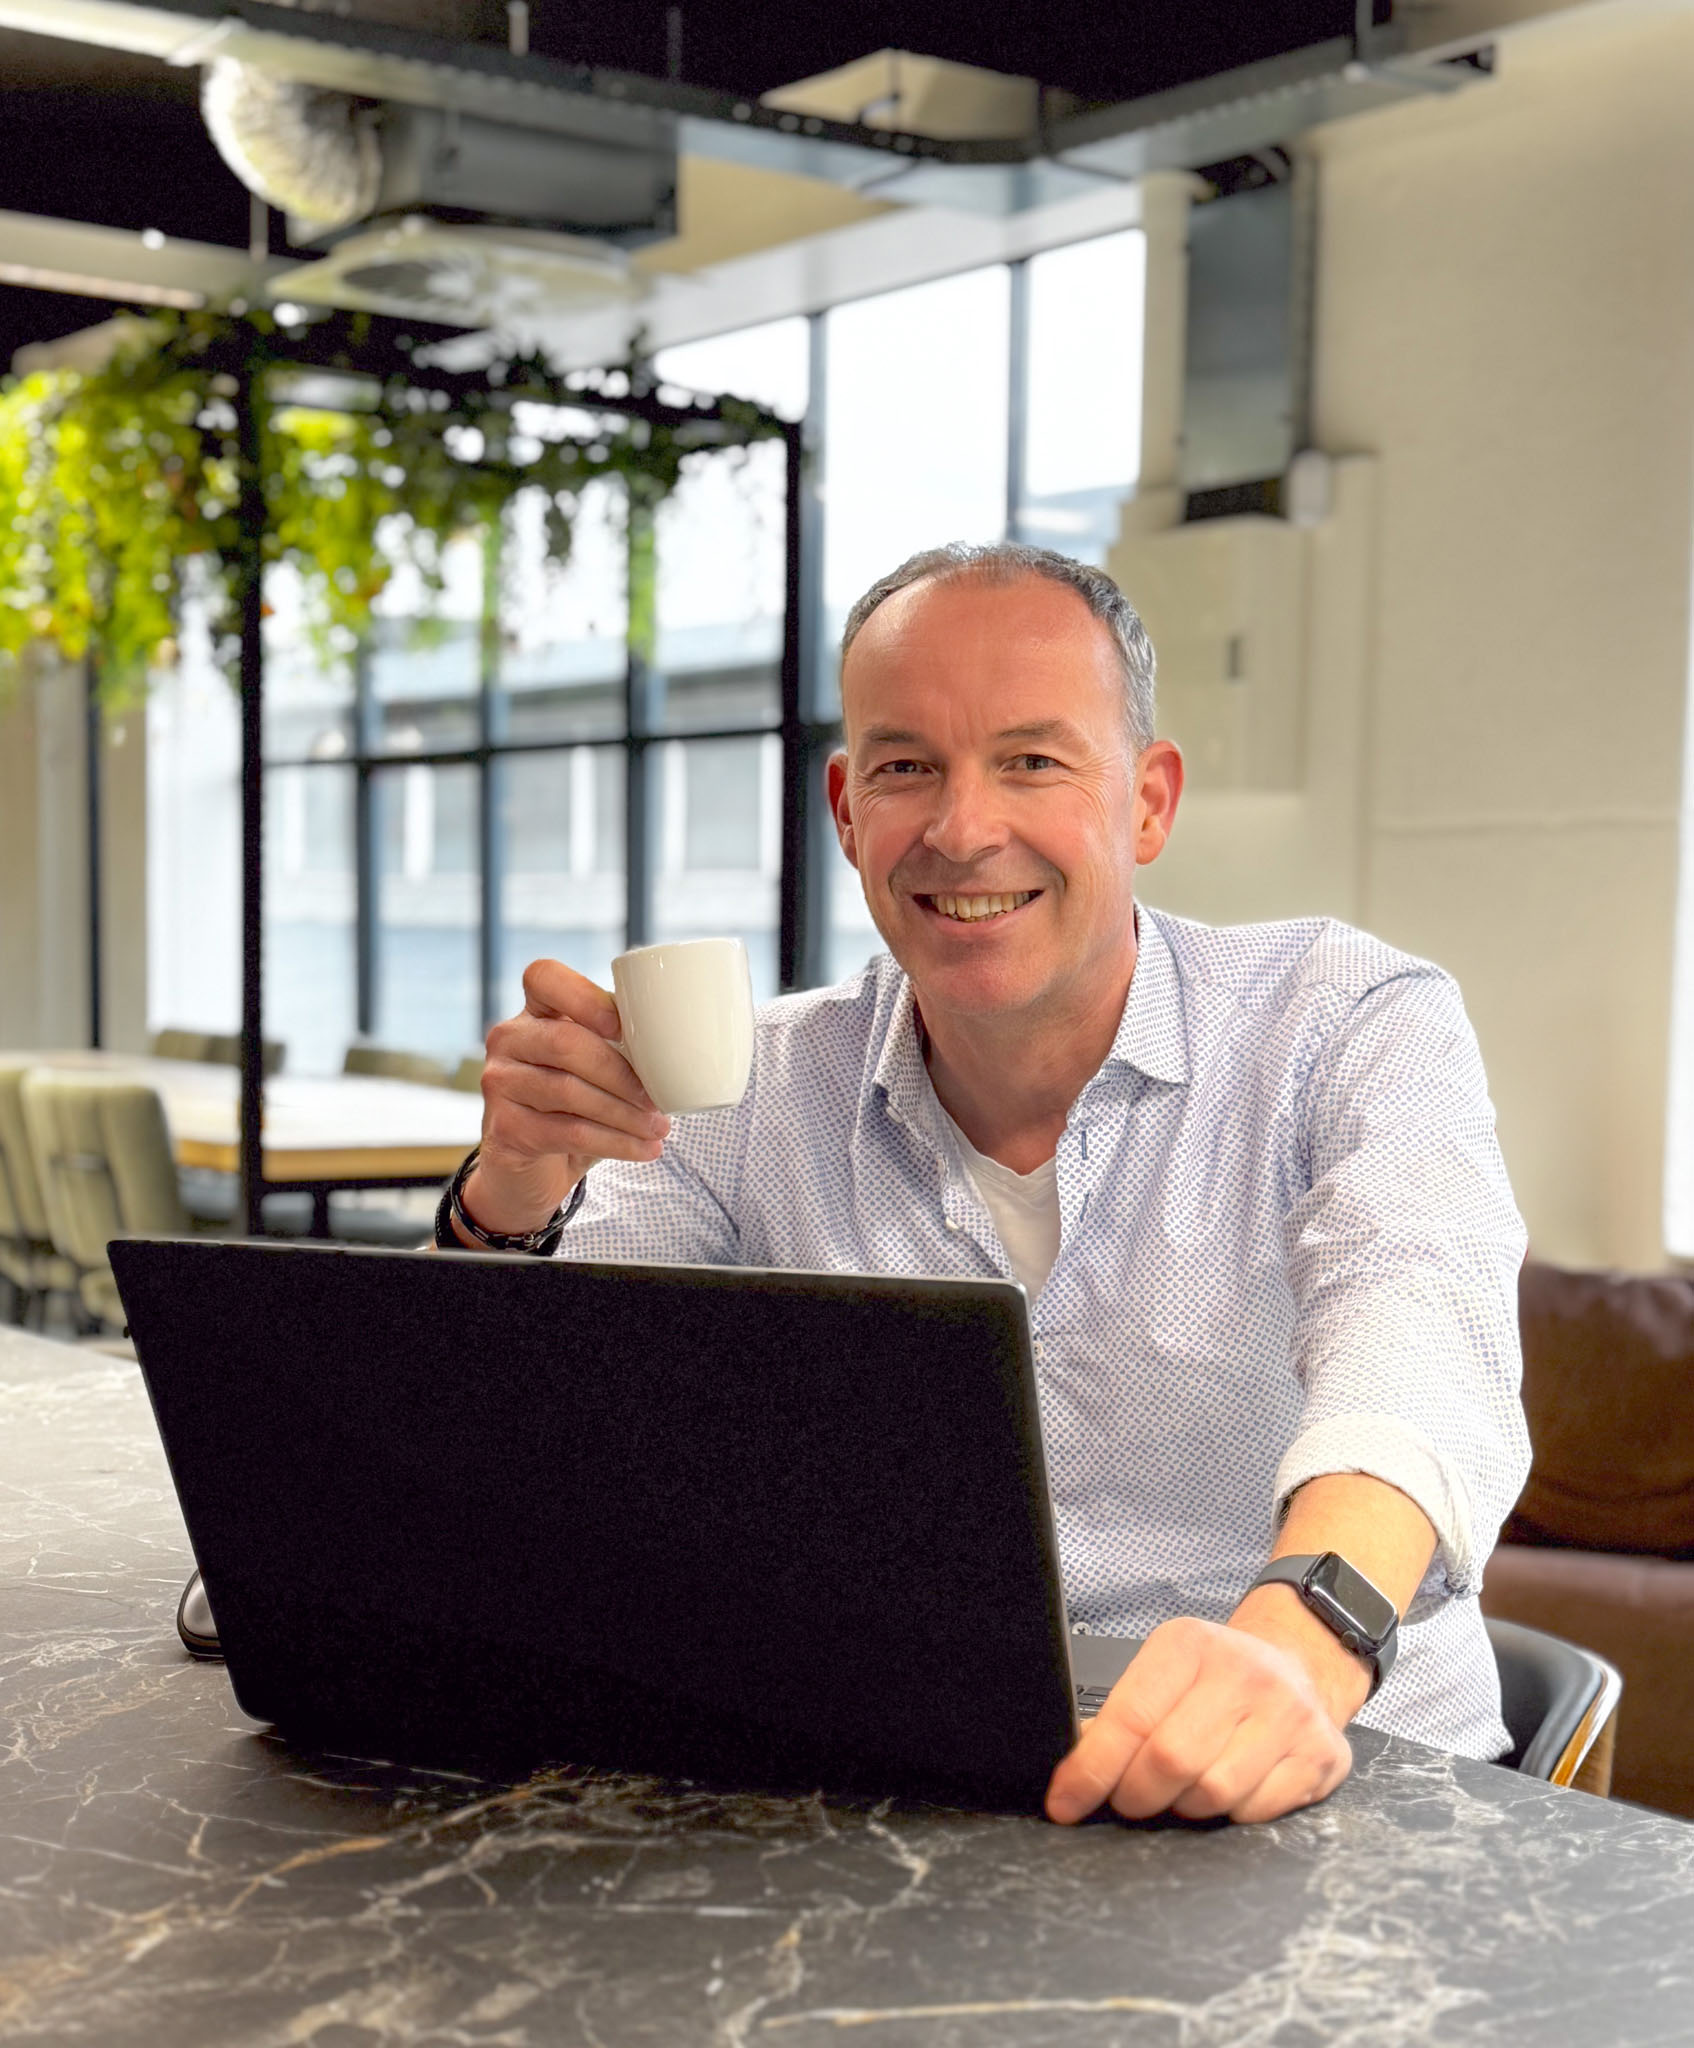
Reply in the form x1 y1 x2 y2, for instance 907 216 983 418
148 239 1143 1067
1020 230 1146 559
821 233 1147 983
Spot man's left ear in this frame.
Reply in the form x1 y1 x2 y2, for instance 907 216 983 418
1132 739 1184 867
826 750 859 869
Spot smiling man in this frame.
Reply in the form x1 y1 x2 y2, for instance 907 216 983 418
451 541 1530 1824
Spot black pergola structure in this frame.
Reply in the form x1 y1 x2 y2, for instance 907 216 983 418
217 315 821 1236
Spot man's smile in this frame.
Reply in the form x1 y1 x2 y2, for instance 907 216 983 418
913 889 1042 924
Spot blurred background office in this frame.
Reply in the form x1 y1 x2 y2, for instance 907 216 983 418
2 0 1692 1815
9 0 1694 1275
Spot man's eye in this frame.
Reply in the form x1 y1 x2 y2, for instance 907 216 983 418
1013 753 1059 772
875 758 927 776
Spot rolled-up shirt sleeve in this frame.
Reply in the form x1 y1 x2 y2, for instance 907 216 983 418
1274 970 1530 1611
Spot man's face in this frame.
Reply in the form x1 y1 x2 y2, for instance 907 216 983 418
828 573 1181 1026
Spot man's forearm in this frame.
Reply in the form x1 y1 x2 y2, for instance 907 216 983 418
1228 1472 1439 1727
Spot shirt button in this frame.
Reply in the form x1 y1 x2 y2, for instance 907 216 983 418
945 1218 959 1233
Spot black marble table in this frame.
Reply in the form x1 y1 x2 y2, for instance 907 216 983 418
3 1325 1692 2047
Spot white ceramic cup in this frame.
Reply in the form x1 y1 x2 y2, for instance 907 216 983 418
610 937 755 1115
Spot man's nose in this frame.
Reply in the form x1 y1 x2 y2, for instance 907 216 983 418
922 769 1010 866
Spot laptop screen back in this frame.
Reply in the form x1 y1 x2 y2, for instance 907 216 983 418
112 1237 1077 1807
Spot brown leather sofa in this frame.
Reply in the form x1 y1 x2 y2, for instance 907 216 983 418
1480 1261 1694 1819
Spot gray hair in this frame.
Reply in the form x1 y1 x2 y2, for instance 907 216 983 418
840 541 1156 752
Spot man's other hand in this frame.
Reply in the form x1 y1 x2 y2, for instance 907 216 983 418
1044 1617 1354 1826
460 959 671 1241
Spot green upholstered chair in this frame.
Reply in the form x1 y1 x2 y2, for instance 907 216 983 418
19 1072 195 1329
0 1059 81 1325
342 1045 450 1087
148 1028 215 1062
202 1033 286 1076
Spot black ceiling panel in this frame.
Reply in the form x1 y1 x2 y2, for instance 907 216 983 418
0 27 253 245
0 286 125 371
526 1 1363 103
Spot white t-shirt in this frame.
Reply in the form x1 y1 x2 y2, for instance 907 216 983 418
944 1114 1061 1301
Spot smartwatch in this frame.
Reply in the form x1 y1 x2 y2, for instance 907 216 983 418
1248 1551 1399 1696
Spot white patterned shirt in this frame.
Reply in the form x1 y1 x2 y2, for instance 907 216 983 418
560 906 1530 1760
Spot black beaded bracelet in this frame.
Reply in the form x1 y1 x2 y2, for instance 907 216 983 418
433 1146 580 1256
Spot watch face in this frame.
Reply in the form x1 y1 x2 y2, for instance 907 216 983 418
1305 1552 1397 1649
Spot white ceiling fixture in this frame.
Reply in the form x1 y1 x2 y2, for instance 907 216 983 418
280 215 638 324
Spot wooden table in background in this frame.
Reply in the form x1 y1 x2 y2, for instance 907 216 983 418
16 1052 483 1234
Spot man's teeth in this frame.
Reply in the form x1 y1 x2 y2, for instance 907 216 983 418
930 891 1035 922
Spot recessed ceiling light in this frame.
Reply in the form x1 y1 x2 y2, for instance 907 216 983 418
141 228 166 251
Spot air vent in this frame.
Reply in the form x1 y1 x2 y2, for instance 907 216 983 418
279 217 638 326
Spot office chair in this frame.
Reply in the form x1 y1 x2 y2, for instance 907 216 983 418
202 1034 286 1076
19 1072 195 1328
1486 1615 1622 1794
148 1027 214 1062
343 1045 450 1087
0 1060 83 1326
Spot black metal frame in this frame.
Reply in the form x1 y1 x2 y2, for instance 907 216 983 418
228 236 1142 1232
237 343 825 1233
83 660 102 1050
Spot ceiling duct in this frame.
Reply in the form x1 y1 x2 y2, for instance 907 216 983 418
360 102 675 243
0 0 1554 331
193 0 673 322
202 54 381 231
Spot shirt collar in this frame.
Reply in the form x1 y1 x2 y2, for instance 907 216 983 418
1106 906 1190 1086
870 966 934 1134
870 903 1189 1123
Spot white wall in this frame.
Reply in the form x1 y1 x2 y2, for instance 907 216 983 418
0 657 147 1054
1125 5 1694 1271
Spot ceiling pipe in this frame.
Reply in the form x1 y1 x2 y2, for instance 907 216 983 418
202 53 382 231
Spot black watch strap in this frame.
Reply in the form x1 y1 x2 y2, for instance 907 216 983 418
1250 1551 1399 1697
433 1146 582 1256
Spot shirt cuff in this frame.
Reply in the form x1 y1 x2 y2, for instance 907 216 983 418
1273 1412 1479 1612
548 1171 590 1247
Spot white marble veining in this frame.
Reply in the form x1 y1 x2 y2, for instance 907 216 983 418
2 1325 1692 2047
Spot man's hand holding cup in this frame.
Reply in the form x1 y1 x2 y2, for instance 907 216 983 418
461 939 755 1245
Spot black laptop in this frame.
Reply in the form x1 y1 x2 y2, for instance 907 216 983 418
110 1238 1135 1808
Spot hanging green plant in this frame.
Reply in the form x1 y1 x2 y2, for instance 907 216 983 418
0 302 786 709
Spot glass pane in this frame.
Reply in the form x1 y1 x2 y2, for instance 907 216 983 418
651 735 780 1003
494 473 629 745
1020 230 1147 563
649 319 810 740
821 267 1011 709
654 316 810 422
147 631 240 1040
653 441 786 735
264 763 356 1076
368 528 484 756
261 560 355 764
371 762 481 1065
818 266 1010 988
497 746 627 1017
